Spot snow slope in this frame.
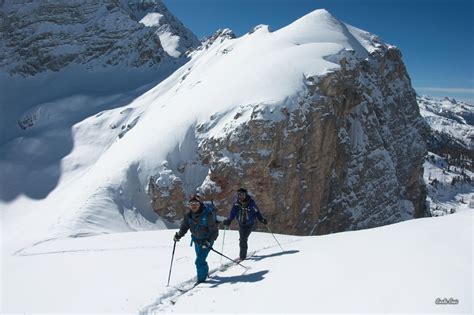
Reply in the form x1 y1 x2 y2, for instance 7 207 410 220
1 9 386 243
424 152 473 215
3 207 471 313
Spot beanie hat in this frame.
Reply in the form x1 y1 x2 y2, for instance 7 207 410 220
188 194 202 203
237 188 247 194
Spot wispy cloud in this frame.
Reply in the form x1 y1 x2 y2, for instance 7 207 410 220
415 87 474 94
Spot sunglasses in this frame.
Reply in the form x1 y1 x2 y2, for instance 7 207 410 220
188 201 200 206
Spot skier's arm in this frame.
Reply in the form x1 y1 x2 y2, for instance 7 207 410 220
227 204 239 224
207 211 219 241
176 215 190 238
227 204 238 222
223 204 238 226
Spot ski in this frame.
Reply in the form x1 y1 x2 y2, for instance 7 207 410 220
218 250 256 272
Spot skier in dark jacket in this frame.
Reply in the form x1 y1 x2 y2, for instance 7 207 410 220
173 194 218 284
223 188 267 260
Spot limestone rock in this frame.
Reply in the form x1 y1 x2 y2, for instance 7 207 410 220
148 46 427 235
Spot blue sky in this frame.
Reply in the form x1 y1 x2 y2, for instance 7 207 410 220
163 0 474 103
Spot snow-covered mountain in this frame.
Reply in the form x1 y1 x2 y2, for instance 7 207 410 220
418 95 474 150
0 0 198 75
0 0 199 144
146 11 428 235
416 95 473 216
1 8 427 243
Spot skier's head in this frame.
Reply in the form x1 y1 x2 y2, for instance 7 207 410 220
237 188 248 202
188 194 202 212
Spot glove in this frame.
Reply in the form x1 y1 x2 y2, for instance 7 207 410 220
260 217 268 225
173 232 181 242
223 219 231 227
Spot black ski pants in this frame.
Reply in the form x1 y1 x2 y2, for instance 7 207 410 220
238 224 253 260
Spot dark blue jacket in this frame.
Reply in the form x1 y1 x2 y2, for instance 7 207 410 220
177 204 218 243
227 196 264 227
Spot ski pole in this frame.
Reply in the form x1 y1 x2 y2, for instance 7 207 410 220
220 226 227 265
209 246 248 269
265 224 284 252
166 240 177 287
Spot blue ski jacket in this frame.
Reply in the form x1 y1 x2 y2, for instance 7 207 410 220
227 196 264 227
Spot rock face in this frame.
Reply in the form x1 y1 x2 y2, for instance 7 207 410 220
0 0 199 76
149 45 427 235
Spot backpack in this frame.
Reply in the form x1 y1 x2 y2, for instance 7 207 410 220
201 201 219 225
188 202 219 242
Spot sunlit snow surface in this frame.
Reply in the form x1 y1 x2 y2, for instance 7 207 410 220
3 208 471 313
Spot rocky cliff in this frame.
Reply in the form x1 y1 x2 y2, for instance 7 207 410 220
0 0 199 76
147 12 428 235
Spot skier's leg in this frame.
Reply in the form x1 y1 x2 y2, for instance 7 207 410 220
194 242 212 282
239 225 252 260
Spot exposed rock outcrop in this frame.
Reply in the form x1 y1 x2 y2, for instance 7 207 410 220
149 46 427 235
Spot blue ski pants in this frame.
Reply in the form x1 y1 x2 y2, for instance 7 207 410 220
193 240 214 282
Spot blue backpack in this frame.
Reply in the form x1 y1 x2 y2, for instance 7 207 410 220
198 202 218 226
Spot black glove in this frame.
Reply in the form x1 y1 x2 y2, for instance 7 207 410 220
261 217 268 225
173 232 181 242
223 219 231 227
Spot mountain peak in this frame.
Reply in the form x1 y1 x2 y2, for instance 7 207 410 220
276 8 383 57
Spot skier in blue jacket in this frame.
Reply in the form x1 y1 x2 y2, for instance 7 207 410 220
173 194 218 284
223 188 267 260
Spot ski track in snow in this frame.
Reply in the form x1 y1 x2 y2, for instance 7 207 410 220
14 243 171 256
139 240 300 313
8 231 302 313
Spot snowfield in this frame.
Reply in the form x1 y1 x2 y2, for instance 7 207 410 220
2 205 472 313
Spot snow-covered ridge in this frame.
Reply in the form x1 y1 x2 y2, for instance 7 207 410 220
2 8 423 243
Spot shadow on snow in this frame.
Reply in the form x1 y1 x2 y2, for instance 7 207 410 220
207 270 269 287
248 249 300 261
